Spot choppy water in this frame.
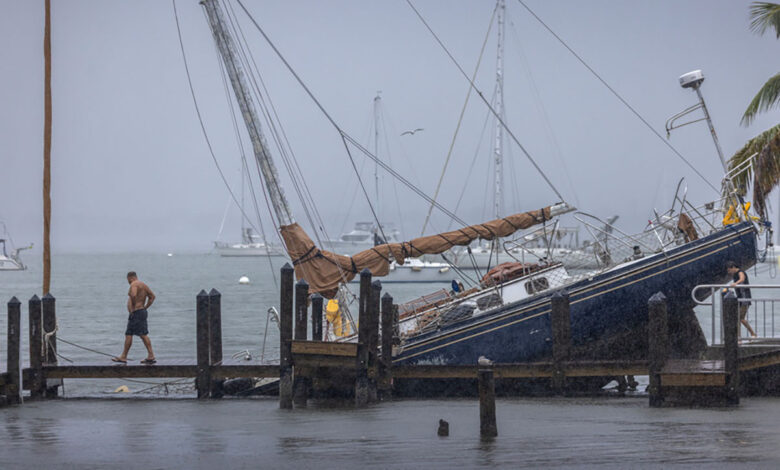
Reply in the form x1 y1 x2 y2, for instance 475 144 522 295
2 397 780 468
2 254 780 468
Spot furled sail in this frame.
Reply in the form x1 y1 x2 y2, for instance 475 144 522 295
281 202 573 297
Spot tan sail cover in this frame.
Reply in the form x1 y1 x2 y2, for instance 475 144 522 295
280 207 554 297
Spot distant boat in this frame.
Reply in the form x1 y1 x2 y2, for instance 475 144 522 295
0 223 31 271
214 227 286 258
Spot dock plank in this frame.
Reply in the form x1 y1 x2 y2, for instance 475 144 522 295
291 340 357 357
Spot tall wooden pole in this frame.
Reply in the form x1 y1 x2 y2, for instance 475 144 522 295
43 0 52 295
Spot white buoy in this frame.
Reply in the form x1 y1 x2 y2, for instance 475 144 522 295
167 253 173 257
239 275 250 285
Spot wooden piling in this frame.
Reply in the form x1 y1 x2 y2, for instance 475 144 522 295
42 293 58 398
311 294 323 342
355 268 372 406
550 290 570 394
478 368 498 438
6 297 22 405
208 288 223 399
279 263 294 409
379 292 394 398
196 290 210 399
366 280 381 403
723 291 739 405
647 292 668 408
28 295 44 398
293 279 309 408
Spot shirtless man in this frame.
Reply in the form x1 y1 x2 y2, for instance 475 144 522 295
113 271 156 364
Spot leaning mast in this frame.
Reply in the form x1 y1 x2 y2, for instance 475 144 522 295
492 0 505 221
201 0 294 227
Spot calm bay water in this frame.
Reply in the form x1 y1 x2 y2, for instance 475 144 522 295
2 253 780 468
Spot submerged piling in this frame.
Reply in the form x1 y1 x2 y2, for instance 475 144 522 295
279 263 294 409
478 368 498 438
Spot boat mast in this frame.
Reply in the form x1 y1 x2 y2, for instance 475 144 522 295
374 92 381 230
493 0 505 221
201 0 294 227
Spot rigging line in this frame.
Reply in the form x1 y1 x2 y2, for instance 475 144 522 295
342 133 468 226
379 108 407 239
341 134 389 244
173 0 261 236
225 0 334 247
405 0 565 202
514 0 719 194
235 0 466 230
421 2 498 236
448 88 498 231
506 11 580 207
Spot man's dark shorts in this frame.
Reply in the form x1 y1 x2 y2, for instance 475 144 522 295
125 309 149 336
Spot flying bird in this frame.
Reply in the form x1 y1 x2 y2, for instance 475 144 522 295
400 128 424 136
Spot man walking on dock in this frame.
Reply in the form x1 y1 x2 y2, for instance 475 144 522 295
726 261 757 338
113 271 157 364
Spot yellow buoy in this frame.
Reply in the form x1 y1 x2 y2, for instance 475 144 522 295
114 385 130 393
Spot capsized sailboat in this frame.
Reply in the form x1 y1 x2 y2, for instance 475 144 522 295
198 0 761 377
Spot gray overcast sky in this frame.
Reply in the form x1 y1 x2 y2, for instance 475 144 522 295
1 0 778 253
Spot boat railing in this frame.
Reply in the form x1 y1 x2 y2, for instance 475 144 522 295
692 283 780 345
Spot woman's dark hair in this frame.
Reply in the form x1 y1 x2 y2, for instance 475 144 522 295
726 261 738 269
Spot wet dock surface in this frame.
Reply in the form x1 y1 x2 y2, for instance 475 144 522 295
2 396 780 469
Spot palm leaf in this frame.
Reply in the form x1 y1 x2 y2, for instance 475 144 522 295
727 124 780 217
749 2 780 38
742 72 780 126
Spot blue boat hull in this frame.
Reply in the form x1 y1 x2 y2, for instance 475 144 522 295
394 222 757 365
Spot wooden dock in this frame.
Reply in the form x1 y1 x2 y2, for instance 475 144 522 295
4 265 780 410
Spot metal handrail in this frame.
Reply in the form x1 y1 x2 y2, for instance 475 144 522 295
692 283 780 344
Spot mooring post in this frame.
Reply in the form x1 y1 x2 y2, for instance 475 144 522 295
293 279 309 408
41 293 58 398
550 290 570 395
379 292 394 398
723 291 740 405
208 288 223 399
196 290 210 399
279 263 294 409
478 367 498 438
367 280 382 403
28 295 44 399
355 268 372 406
6 297 22 405
311 294 323 342
648 292 668 408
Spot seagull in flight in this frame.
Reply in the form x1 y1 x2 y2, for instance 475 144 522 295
400 128 424 136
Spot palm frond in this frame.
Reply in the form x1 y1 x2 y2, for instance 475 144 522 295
727 124 780 217
749 2 780 38
741 72 780 126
